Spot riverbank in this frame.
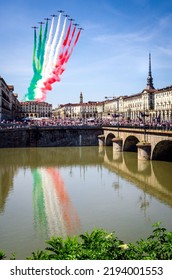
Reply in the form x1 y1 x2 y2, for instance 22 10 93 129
0 126 103 148
1 223 172 260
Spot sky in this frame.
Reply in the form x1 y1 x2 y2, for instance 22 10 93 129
1 0 172 108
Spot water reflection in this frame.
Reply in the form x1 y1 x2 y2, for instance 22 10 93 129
33 168 80 238
104 146 172 208
1 147 172 213
0 147 172 259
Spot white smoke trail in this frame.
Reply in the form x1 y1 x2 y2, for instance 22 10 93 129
44 13 62 78
34 16 55 99
34 16 68 100
53 16 67 67
42 16 55 76
35 13 64 100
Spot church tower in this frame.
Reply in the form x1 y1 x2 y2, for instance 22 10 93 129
146 53 155 90
80 92 83 103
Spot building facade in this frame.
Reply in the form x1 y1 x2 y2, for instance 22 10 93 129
53 54 172 123
20 101 52 119
0 76 20 121
1 53 172 123
54 92 101 120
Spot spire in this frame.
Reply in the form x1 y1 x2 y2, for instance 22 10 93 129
80 92 83 103
146 53 155 90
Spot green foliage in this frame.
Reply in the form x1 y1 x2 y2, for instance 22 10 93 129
0 250 6 260
1 223 172 260
79 229 124 260
27 250 49 260
123 222 172 260
45 235 82 260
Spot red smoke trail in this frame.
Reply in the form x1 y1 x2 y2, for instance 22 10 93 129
42 26 79 92
68 26 76 47
47 168 80 234
63 21 72 47
65 30 81 63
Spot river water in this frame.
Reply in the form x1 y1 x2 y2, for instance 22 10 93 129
0 146 172 259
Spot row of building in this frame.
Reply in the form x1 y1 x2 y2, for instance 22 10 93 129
54 55 172 123
0 76 52 121
0 54 172 123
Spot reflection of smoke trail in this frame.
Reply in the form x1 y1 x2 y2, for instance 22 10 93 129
32 169 48 236
47 168 80 235
33 167 80 238
40 168 66 237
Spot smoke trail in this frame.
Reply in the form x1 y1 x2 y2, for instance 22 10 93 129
45 13 62 76
25 12 82 102
44 28 80 90
53 16 67 68
66 29 81 63
42 16 55 76
24 23 47 101
35 16 68 101
32 28 37 74
39 19 49 73
34 13 64 100
36 24 43 72
43 22 73 87
35 27 81 102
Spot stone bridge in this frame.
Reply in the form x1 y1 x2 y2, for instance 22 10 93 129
98 126 172 161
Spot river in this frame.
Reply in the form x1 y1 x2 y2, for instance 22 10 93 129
0 146 172 259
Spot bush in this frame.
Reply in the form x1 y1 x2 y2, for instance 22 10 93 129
1 223 172 260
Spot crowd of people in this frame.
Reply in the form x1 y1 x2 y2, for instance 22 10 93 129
0 116 172 130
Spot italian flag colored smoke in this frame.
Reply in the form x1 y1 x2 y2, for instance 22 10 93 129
24 11 82 102
33 168 80 237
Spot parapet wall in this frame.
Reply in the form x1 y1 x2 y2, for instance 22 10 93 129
0 126 103 148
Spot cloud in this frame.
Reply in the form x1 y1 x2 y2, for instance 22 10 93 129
93 30 153 44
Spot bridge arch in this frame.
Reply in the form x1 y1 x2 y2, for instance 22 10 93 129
106 133 115 146
123 135 139 152
152 140 172 162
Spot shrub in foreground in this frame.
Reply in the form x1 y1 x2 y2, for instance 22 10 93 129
1 223 172 260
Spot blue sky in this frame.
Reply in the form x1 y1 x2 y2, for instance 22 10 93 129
1 0 172 108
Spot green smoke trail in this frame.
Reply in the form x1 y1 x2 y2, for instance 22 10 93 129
39 20 49 73
36 24 43 72
24 21 49 101
32 28 37 73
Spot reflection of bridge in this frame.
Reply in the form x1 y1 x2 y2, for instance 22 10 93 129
0 147 103 213
1 146 172 215
99 127 172 161
101 146 172 208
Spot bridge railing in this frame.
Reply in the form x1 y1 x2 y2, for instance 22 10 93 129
0 121 172 131
103 124 172 131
